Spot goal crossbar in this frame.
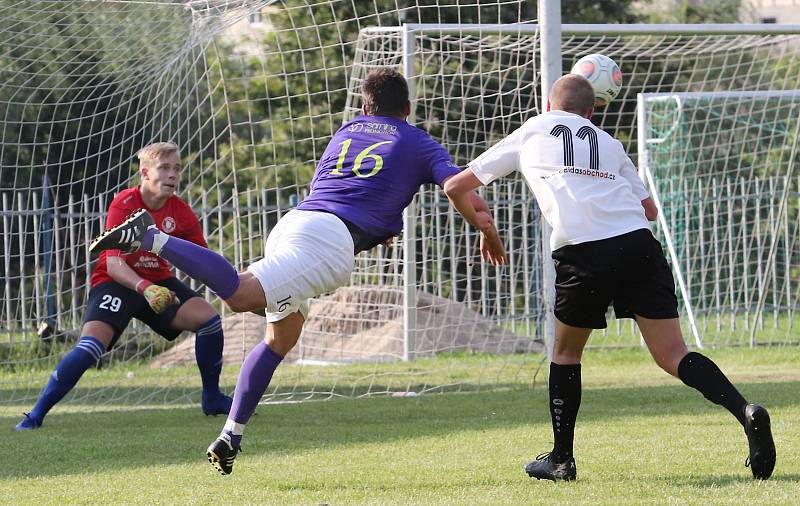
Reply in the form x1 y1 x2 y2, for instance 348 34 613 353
362 23 800 36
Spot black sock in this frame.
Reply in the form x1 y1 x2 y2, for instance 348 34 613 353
549 362 581 462
677 352 748 427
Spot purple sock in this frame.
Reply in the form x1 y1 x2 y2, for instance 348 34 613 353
229 341 284 427
143 229 240 299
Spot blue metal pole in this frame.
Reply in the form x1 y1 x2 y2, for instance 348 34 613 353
42 174 56 328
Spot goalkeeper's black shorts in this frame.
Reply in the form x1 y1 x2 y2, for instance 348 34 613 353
551 228 679 329
83 277 200 346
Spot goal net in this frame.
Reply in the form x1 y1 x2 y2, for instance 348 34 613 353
1 0 543 411
640 90 800 348
353 23 800 349
2 0 799 411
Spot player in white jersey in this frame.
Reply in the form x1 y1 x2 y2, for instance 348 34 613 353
443 74 775 482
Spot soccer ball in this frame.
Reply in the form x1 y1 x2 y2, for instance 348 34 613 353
570 54 622 106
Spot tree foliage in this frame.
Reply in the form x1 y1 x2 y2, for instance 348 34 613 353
0 1 199 197
0 0 758 204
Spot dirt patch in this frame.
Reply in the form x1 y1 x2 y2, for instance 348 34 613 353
149 285 541 368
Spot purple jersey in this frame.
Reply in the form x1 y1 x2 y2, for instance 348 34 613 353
296 115 460 238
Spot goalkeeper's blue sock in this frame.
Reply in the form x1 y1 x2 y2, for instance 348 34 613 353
196 315 224 398
29 336 106 423
222 341 284 449
141 229 240 299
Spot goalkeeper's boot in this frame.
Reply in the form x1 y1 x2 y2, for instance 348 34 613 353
15 413 42 431
207 432 240 475
524 452 577 482
744 404 776 480
202 392 233 416
89 208 154 254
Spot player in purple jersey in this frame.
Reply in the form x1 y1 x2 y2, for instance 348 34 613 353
89 68 507 475
296 99 465 246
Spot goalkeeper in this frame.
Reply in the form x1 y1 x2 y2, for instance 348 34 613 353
444 74 776 482
15 142 232 431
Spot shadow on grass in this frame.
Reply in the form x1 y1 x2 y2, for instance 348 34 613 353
672 473 800 487
4 379 798 480
0 381 541 408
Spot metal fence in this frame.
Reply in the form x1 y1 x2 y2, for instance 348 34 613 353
0 182 546 344
2 173 798 348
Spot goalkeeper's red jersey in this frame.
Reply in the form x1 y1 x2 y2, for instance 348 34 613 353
91 187 207 287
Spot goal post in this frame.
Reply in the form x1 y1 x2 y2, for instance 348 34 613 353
538 0 562 363
402 23 417 362
637 93 703 350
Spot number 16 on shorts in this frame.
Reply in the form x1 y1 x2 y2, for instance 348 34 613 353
276 295 292 312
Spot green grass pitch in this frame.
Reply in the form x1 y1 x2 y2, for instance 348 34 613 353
4 347 799 505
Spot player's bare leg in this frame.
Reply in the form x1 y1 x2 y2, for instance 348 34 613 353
207 311 304 475
79 320 116 349
222 272 268 314
552 320 592 364
264 311 305 356
16 321 113 430
637 315 776 480
525 319 590 482
634 316 687 376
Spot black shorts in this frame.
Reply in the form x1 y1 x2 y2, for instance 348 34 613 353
552 228 679 329
83 278 200 345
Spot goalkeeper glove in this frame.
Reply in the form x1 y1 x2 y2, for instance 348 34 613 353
136 280 177 314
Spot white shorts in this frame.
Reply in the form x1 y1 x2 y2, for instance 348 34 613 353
247 210 355 322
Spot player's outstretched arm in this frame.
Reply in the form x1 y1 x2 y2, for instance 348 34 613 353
479 224 506 266
443 169 483 223
443 170 507 265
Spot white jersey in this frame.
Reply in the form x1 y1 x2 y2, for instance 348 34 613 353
469 110 651 250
